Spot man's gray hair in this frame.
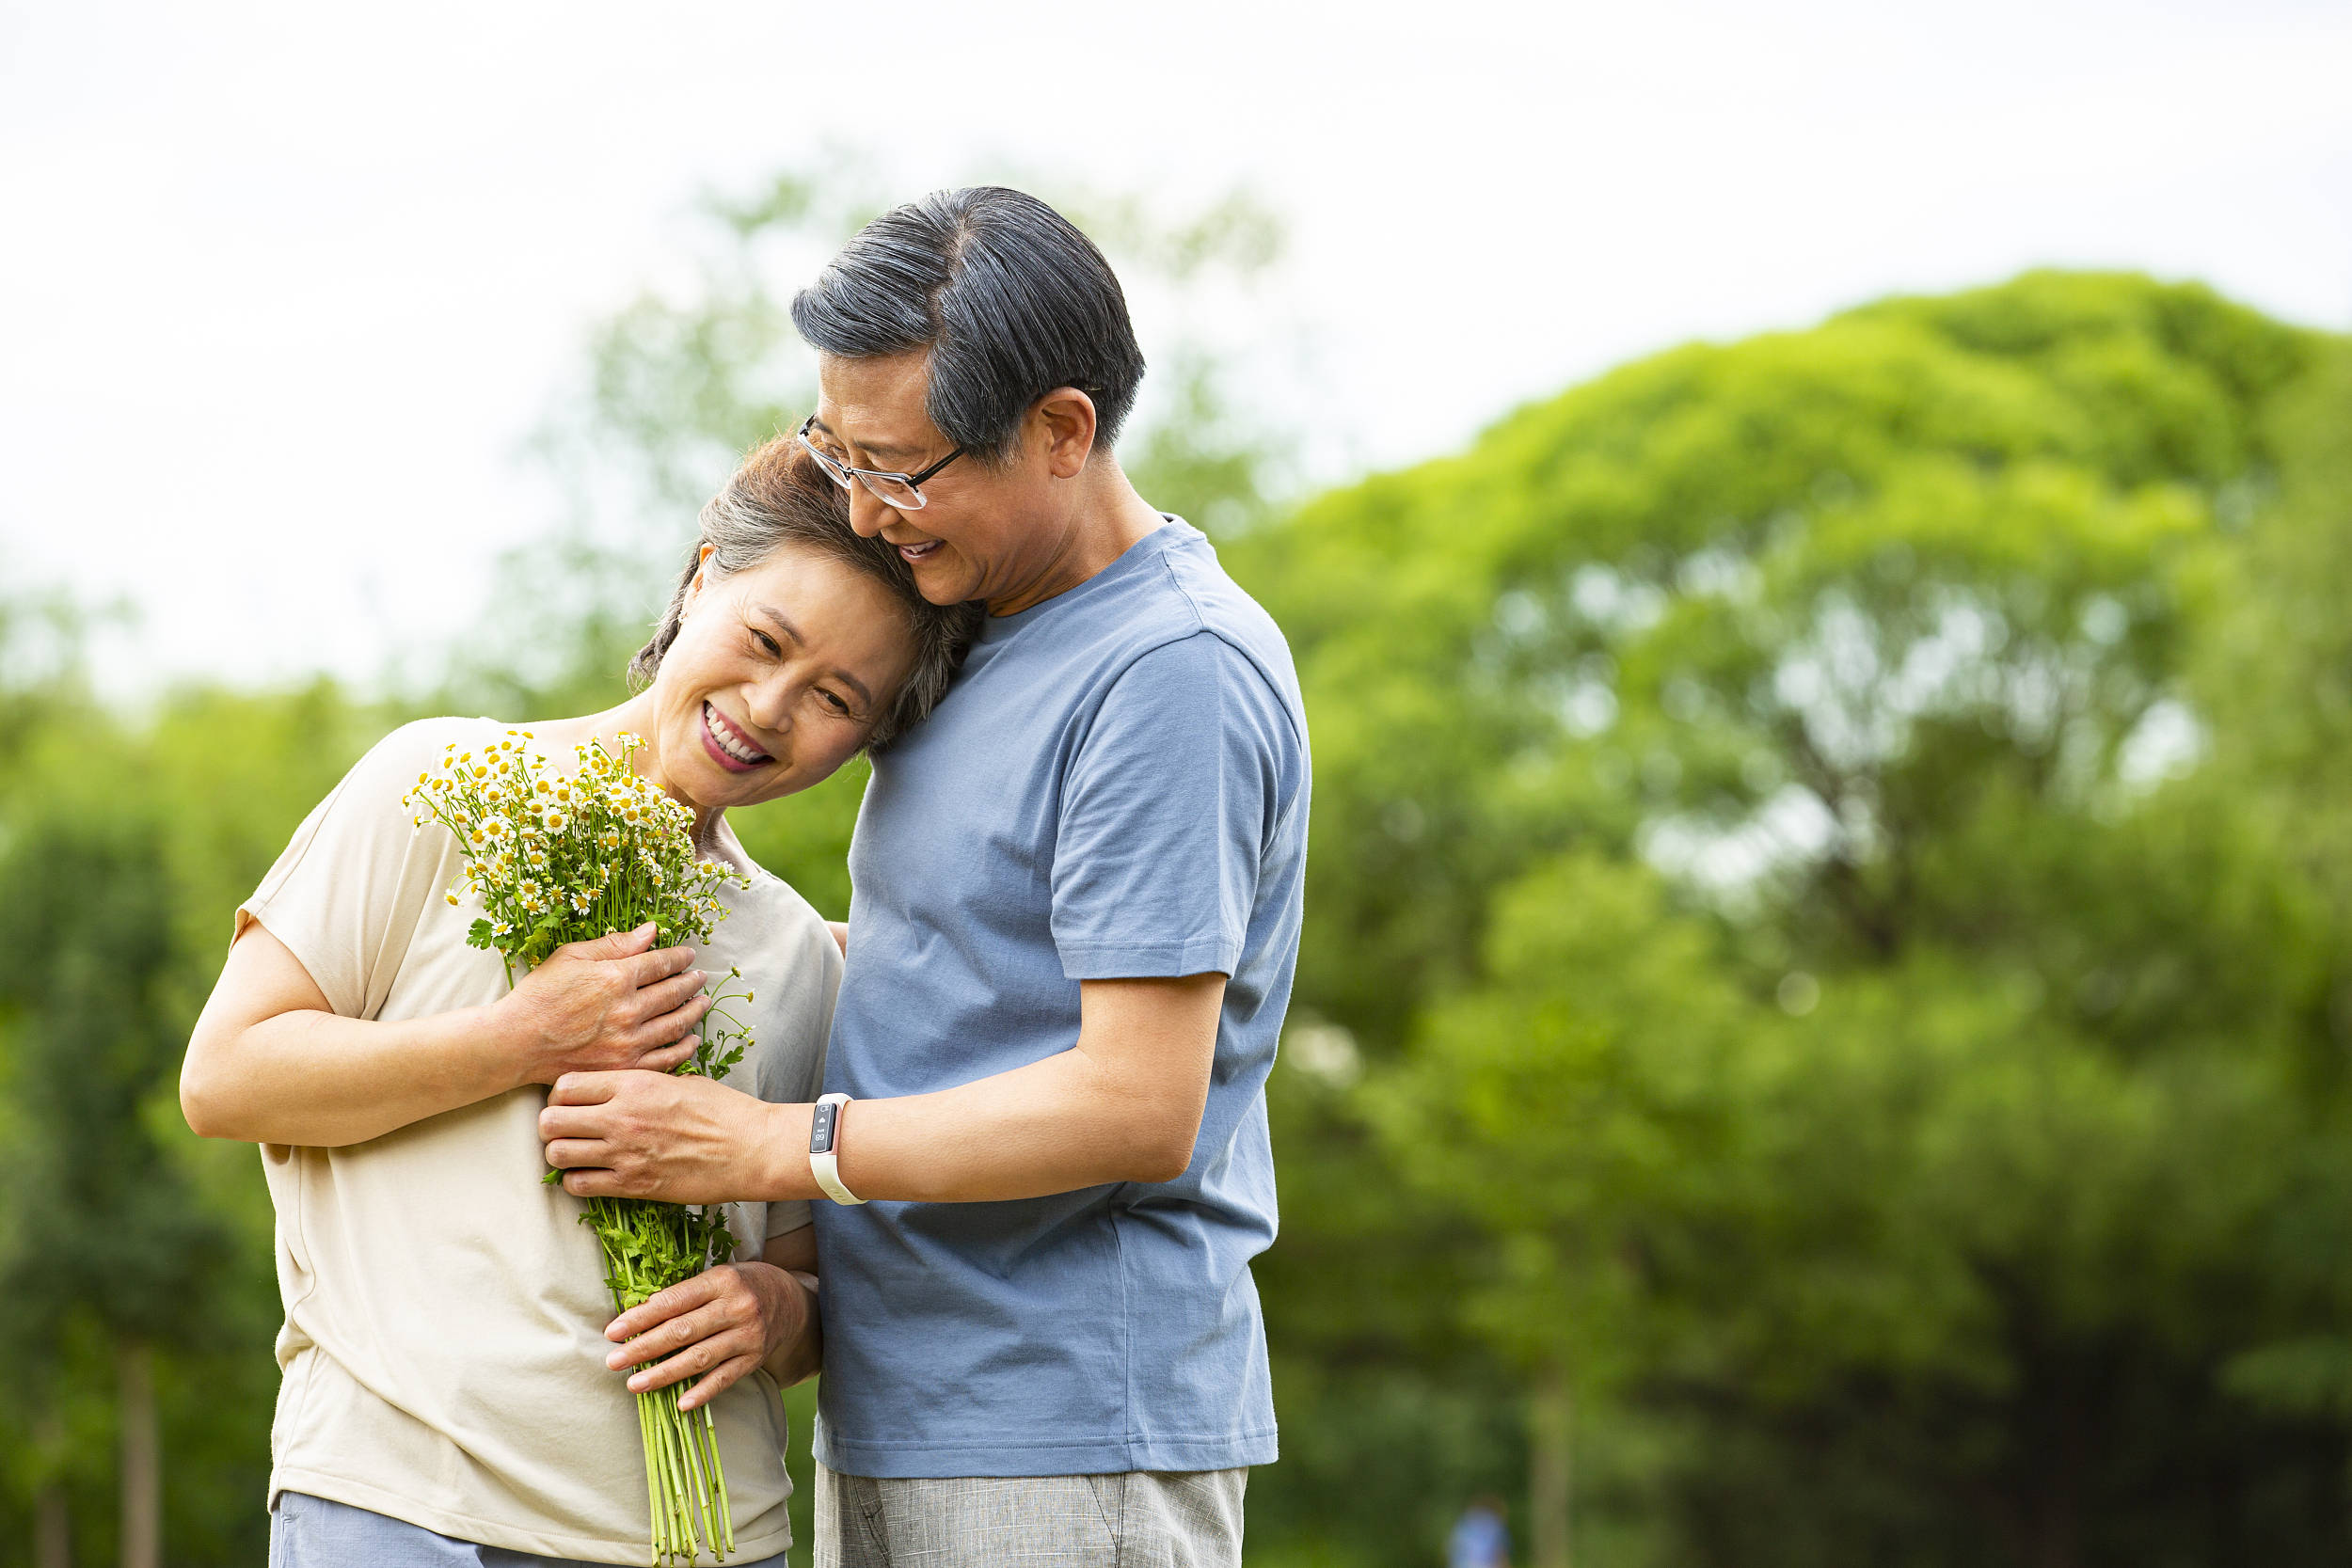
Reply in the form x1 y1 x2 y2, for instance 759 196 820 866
630 438 978 751
790 187 1147 463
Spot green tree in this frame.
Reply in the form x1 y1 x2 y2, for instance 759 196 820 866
0 669 385 1568
1240 272 2348 1565
0 810 229 1568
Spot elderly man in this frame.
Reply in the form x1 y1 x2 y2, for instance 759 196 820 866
542 186 1310 1568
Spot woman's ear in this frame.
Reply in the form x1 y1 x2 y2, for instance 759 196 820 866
684 545 718 606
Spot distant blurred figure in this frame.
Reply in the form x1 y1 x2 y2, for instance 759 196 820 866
1448 1496 1512 1568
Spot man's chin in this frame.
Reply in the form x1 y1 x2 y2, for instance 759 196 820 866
912 561 976 607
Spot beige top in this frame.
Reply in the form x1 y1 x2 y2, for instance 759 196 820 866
240 716 835 1562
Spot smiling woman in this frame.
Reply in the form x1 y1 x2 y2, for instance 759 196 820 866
176 436 979 1567
631 436 977 756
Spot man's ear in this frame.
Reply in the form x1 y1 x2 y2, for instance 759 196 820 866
1032 388 1100 478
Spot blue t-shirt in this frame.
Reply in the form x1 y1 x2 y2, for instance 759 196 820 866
810 518 1310 1478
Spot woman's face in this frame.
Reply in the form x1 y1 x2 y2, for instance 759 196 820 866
644 543 917 813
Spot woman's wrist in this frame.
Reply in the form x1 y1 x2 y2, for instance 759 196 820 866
475 995 548 1090
758 1266 822 1387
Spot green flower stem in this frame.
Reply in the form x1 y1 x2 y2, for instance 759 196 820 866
637 1392 661 1565
705 1405 734 1556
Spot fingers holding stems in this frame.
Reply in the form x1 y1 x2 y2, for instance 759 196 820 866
499 920 728 1082
605 1263 805 1410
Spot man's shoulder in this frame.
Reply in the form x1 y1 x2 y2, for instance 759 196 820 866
918 525 1303 756
1146 531 1305 730
1080 526 1301 702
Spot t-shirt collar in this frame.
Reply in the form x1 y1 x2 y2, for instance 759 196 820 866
977 516 1192 643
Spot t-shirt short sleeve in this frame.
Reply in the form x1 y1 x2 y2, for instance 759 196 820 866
238 721 463 1021
1050 632 1301 981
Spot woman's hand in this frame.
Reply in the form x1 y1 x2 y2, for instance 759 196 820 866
496 924 713 1085
604 1261 814 1409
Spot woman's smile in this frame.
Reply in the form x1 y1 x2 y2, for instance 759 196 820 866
698 701 775 773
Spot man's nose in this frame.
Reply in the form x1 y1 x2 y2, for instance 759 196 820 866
848 483 894 538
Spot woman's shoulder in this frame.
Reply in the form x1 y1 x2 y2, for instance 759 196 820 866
700 819 828 945
342 715 509 793
707 866 841 1102
717 863 834 961
276 716 501 843
708 863 841 1012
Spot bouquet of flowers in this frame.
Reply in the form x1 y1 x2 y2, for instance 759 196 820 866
407 730 755 1564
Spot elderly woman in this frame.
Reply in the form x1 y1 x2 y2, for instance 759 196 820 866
181 439 976 1568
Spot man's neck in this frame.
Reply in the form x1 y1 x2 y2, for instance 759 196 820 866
985 459 1168 617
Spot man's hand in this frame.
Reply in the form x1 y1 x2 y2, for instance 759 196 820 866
539 1069 794 1203
603 1260 812 1409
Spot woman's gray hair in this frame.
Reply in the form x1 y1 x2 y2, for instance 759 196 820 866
628 437 979 751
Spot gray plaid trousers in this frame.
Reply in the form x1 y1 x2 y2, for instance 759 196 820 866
815 1465 1246 1568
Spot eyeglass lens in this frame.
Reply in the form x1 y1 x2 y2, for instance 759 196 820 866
800 428 930 511
858 474 926 510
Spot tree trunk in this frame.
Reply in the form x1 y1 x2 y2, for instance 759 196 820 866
1530 1367 1574 1568
119 1336 160 1568
34 1407 70 1568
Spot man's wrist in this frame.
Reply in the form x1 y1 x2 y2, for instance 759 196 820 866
761 1101 820 1201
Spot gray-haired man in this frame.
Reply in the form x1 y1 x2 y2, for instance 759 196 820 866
542 187 1309 1567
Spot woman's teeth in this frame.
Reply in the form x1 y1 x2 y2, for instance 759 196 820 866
703 703 771 764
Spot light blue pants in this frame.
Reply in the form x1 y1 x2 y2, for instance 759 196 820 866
270 1490 792 1568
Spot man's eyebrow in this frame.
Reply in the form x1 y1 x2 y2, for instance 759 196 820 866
755 605 873 708
810 417 920 463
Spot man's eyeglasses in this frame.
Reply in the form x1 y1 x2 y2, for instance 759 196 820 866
797 416 965 512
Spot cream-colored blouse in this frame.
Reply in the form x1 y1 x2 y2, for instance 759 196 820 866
240 716 834 1562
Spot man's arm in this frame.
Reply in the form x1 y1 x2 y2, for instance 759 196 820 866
540 972 1225 1205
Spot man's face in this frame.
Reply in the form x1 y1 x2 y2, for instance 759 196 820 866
809 351 1062 612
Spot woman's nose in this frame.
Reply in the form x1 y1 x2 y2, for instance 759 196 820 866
744 677 796 736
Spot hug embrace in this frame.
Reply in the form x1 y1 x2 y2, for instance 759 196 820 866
179 187 1310 1568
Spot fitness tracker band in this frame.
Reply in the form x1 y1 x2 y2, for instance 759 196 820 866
809 1092 865 1205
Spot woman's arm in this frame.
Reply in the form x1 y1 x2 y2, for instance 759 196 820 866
181 920 714 1147
601 1225 821 1409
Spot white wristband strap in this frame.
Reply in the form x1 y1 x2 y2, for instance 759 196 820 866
809 1093 864 1206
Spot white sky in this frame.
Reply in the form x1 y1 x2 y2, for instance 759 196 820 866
4 0 2348 695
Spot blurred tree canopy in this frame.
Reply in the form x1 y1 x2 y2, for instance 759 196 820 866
1232 272 2352 1565
4 226 2350 1568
